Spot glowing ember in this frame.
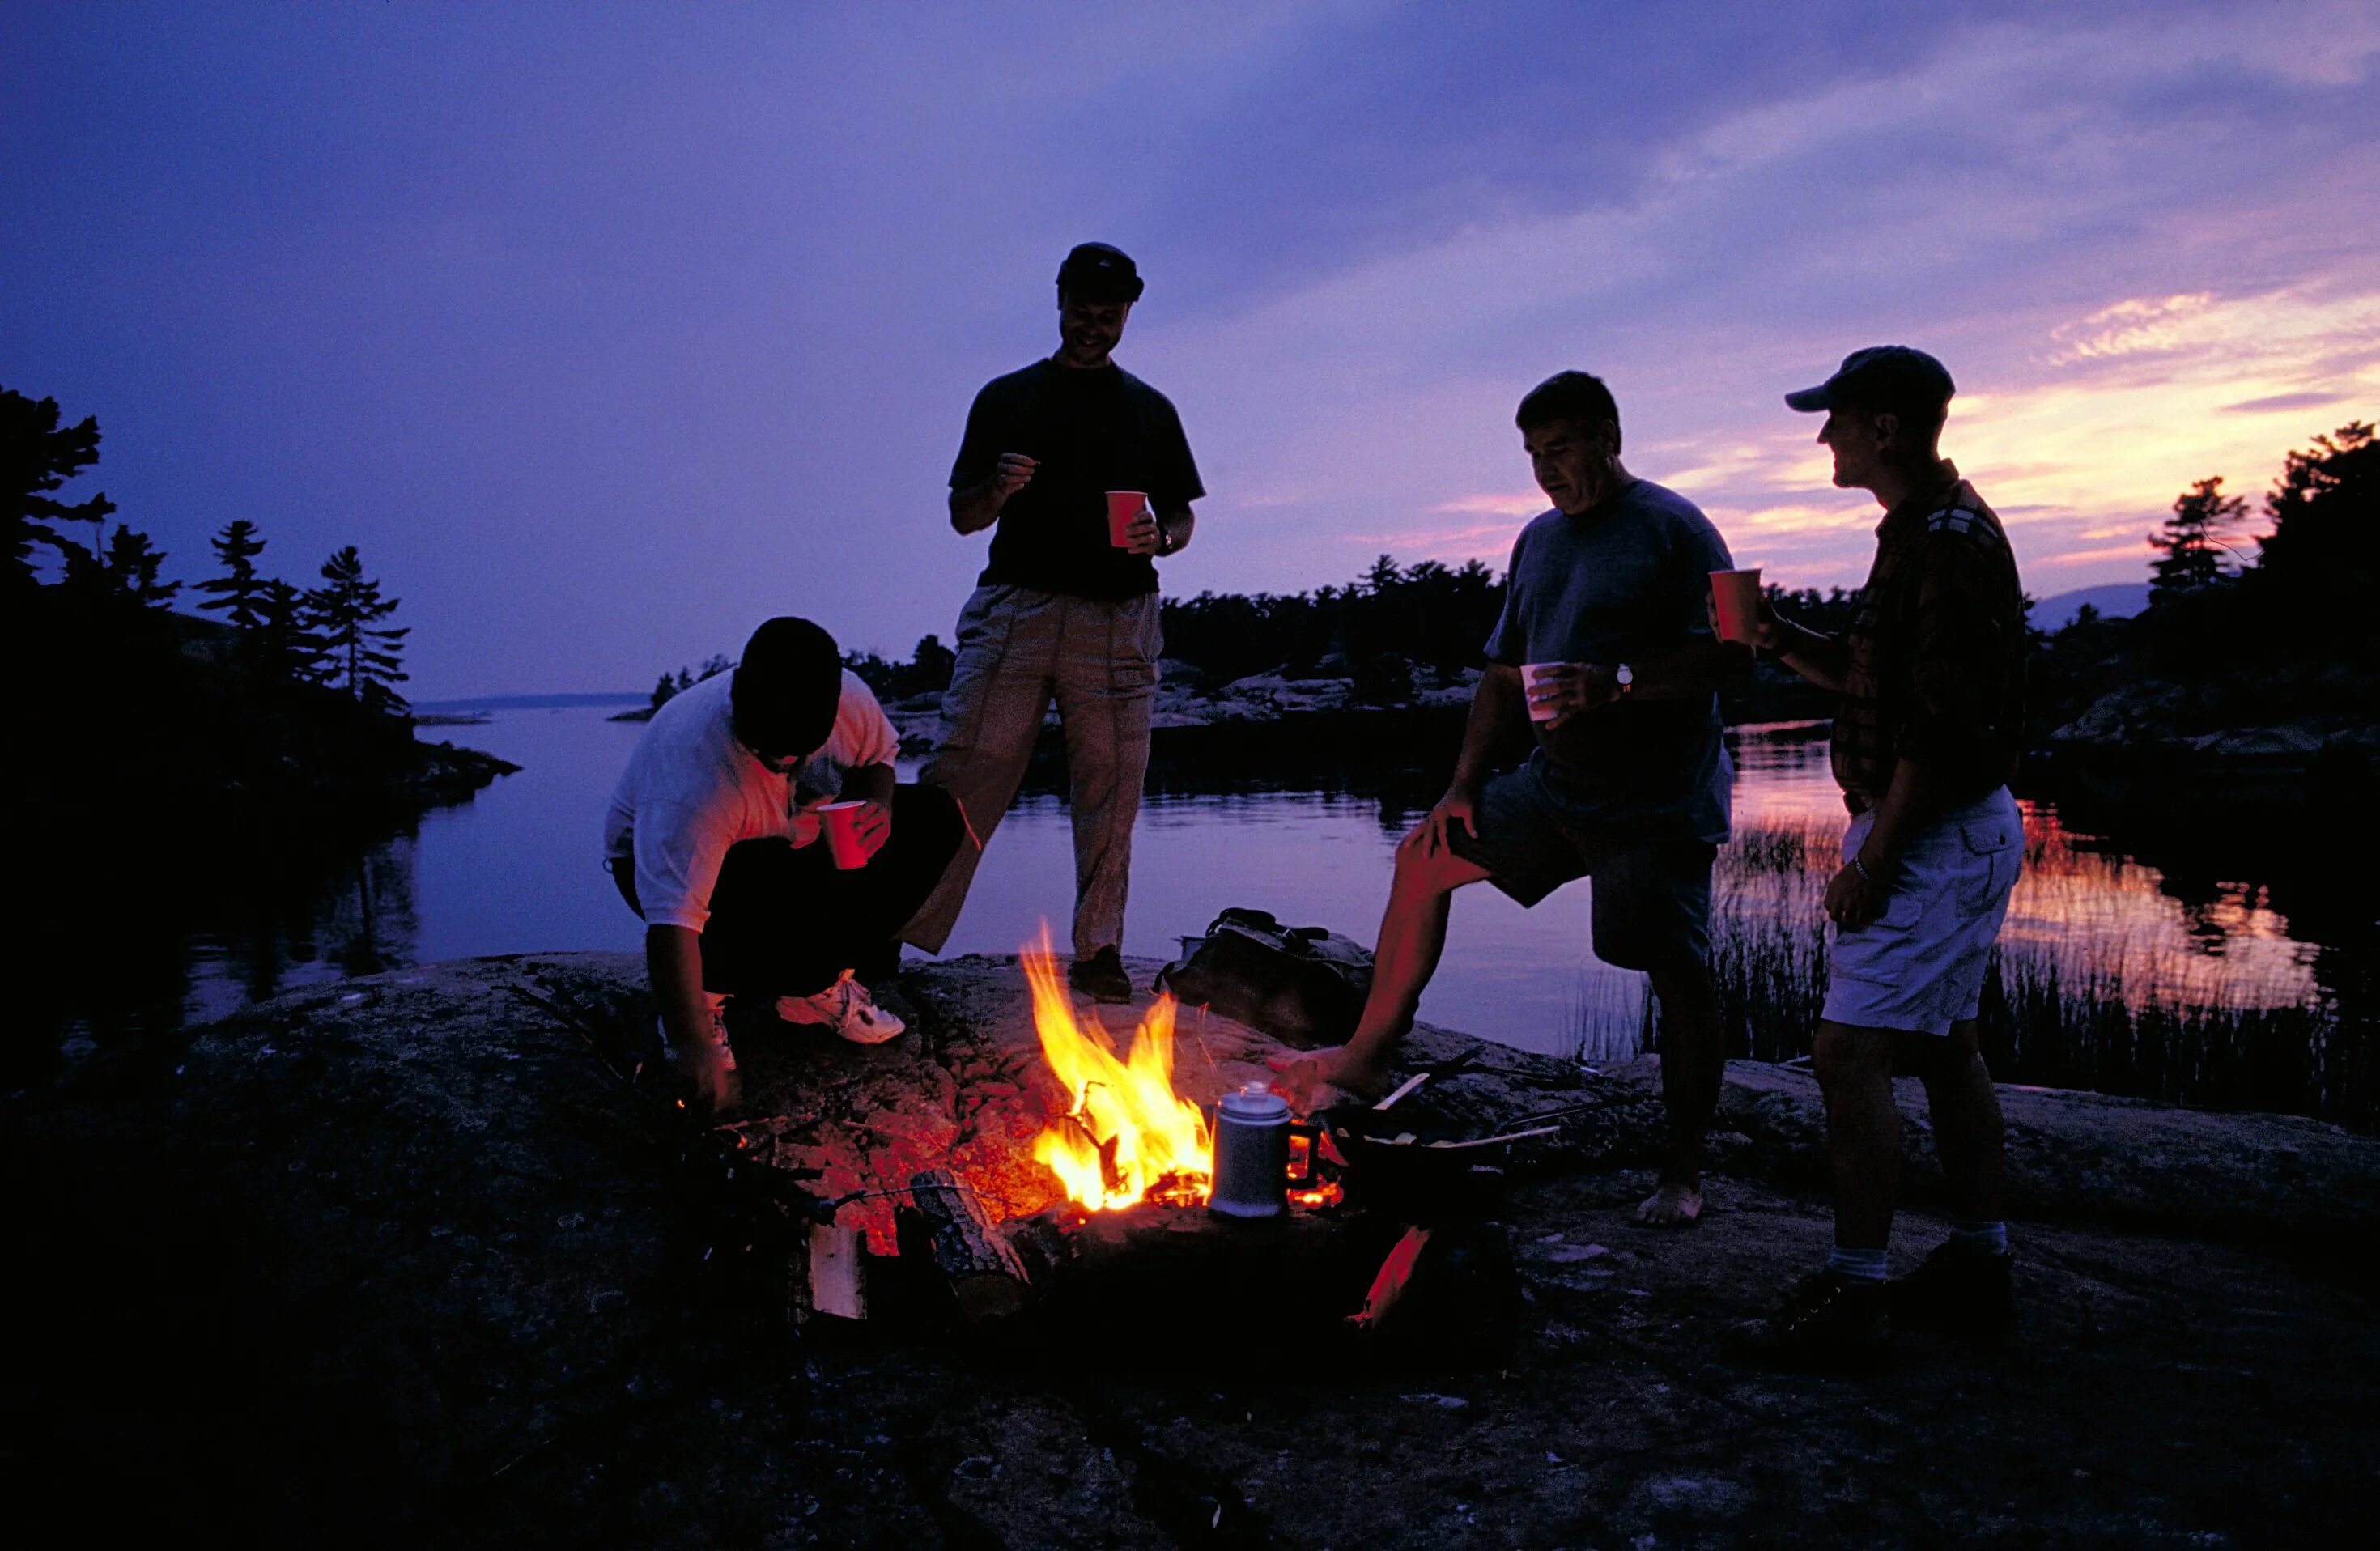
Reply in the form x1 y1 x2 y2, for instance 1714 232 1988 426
1024 929 1213 1210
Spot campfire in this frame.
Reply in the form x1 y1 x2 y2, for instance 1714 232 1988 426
788 932 1511 1357
1022 934 1213 1210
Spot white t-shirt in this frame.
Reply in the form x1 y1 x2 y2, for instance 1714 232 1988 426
601 669 899 933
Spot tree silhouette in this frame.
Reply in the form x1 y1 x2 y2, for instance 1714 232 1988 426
2148 476 2243 601
257 577 330 686
195 519 270 628
305 546 409 711
102 525 180 608
2247 421 2378 659
58 522 178 608
2258 422 2375 589
3 386 116 592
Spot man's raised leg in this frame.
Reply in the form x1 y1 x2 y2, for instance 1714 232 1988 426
1274 831 1489 1107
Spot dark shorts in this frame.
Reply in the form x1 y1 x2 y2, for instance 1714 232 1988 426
1447 765 1716 973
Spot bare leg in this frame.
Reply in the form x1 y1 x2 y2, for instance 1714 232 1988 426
1910 1019 2004 1225
1813 1020 1902 1251
1317 839 1491 1098
1634 962 1722 1226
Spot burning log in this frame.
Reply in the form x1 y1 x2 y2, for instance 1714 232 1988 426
901 1168 1034 1322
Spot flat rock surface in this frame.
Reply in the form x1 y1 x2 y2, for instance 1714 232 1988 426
8 951 2375 1546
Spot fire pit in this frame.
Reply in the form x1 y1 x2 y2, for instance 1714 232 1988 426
787 933 1517 1365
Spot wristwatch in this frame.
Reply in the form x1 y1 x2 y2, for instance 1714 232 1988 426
1613 662 1635 699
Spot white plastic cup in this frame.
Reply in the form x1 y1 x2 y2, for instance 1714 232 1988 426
1711 567 1763 644
819 801 869 870
1519 662 1566 723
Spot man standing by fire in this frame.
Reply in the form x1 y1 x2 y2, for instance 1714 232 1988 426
1726 347 2028 1369
606 616 967 1110
901 242 1205 1005
1273 370 1750 1229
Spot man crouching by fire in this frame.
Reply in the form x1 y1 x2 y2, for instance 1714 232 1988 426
1271 371 1752 1227
604 617 966 1109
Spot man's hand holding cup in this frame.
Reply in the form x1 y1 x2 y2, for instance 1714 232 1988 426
1521 661 1617 729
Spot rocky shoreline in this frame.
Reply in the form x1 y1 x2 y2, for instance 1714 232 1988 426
10 951 2374 1545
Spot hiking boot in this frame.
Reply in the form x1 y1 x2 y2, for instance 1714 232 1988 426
1068 945 1135 1005
776 969 906 1045
1723 1271 1891 1372
1890 1241 2014 1335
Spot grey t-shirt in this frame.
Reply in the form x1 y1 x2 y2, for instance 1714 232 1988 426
1483 477 1734 841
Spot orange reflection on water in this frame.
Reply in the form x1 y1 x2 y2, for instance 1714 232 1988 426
1724 728 2318 1012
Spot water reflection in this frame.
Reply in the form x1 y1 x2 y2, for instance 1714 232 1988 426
17 707 2366 1130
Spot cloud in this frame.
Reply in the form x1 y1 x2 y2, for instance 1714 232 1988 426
2050 295 2218 363
1426 493 1546 518
2222 390 2349 414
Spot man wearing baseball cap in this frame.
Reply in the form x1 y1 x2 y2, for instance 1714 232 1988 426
1728 347 2030 1369
903 243 1205 1002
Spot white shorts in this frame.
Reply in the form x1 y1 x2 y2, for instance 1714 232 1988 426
1822 788 2022 1036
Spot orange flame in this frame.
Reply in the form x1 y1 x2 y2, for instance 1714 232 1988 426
1023 928 1212 1210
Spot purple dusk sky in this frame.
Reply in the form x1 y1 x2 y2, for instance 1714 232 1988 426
6 2 2376 698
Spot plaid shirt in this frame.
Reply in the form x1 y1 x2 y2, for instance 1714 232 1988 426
1830 467 2028 809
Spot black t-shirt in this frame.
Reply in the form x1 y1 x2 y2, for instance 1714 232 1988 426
949 359 1205 600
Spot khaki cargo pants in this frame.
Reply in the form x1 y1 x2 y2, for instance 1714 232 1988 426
901 584 1162 959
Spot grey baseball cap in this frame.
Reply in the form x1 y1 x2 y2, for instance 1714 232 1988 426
1786 346 1955 414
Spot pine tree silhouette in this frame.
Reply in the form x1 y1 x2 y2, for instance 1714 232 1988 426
195 519 270 628
60 523 178 607
305 546 410 712
257 577 330 686
3 386 116 593
2148 477 2243 601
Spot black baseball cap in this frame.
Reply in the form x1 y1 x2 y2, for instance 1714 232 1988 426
730 616 843 762
1056 242 1145 304
1786 346 1955 414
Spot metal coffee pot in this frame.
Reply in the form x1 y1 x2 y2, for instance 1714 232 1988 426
1209 1082 1323 1217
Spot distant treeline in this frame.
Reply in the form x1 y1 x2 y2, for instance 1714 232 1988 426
669 422 2377 754
822 551 1864 716
7 385 503 814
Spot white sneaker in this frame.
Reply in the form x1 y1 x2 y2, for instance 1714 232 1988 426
657 996 736 1071
775 969 905 1045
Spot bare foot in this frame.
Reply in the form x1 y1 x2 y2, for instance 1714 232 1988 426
1632 1181 1703 1227
1265 1046 1391 1113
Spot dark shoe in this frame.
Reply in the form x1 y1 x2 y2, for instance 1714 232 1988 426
1068 946 1135 1005
1890 1241 2013 1335
1723 1271 1891 1372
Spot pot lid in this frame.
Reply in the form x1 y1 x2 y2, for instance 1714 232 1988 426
1218 1081 1289 1122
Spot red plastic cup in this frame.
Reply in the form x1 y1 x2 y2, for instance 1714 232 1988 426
819 801 869 870
1710 567 1763 644
1106 491 1150 549
1519 663 1565 723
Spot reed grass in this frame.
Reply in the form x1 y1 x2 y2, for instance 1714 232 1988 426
1562 818 2369 1132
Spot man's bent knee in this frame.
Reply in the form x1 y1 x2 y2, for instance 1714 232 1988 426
1391 843 1490 903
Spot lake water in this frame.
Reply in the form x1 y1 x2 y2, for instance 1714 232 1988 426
35 703 2364 1128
